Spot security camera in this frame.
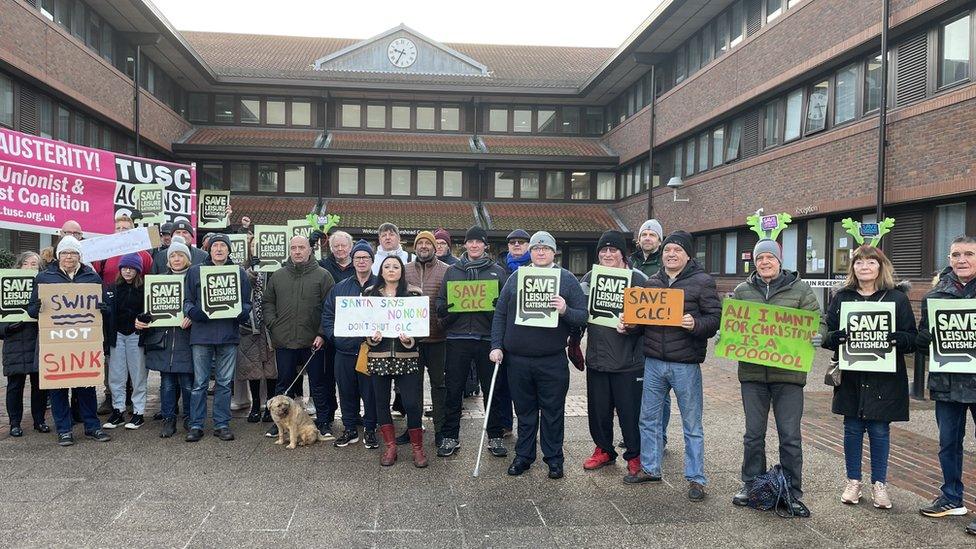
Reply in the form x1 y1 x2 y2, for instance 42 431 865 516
666 176 684 189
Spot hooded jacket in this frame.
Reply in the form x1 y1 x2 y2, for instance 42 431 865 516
436 253 507 340
264 257 334 349
641 259 721 364
920 267 976 403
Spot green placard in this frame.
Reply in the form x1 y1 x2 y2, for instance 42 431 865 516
715 298 820 373
840 301 896 373
0 269 37 322
227 233 249 267
447 280 499 312
586 264 633 328
144 274 185 327
198 190 229 229
200 265 242 320
286 219 322 261
134 184 166 225
515 266 561 328
253 224 289 272
927 298 976 374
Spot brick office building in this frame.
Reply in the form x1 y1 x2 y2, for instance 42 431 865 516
0 0 973 295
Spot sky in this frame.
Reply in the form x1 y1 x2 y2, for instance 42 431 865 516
151 0 662 48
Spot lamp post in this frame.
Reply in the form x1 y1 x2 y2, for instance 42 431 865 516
120 33 160 157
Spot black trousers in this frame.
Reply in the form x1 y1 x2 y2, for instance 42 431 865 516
374 371 423 429
740 381 804 498
443 339 504 439
507 353 570 465
5 373 46 426
586 368 642 460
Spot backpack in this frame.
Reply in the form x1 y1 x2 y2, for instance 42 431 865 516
746 465 800 517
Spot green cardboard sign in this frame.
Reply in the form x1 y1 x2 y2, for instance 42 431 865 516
715 298 820 373
515 266 561 328
586 264 633 328
447 280 499 312
0 269 36 322
200 265 242 320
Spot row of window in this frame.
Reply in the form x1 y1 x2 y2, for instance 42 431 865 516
340 102 460 132
197 162 308 194
492 170 615 201
187 95 314 127
618 157 660 199
671 118 743 179
484 106 604 136
336 167 464 197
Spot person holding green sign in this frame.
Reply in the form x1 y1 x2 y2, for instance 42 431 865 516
1 251 47 438
730 239 820 517
822 244 916 510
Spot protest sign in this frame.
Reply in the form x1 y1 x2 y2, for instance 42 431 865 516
78 226 160 263
37 283 104 389
333 296 430 338
715 299 820 372
254 225 289 272
200 265 242 320
198 190 229 229
586 265 633 328
447 280 499 313
927 298 976 374
227 233 249 266
134 183 166 225
287 219 322 261
840 301 896 372
0 269 36 322
515 266 560 328
0 127 195 235
144 274 185 327
622 287 684 326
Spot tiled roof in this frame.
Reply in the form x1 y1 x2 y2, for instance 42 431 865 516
230 197 478 232
181 127 323 148
480 135 613 157
181 31 612 88
327 131 474 154
484 202 624 233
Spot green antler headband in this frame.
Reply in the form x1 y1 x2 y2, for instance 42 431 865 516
841 217 895 247
306 198 341 234
746 211 792 241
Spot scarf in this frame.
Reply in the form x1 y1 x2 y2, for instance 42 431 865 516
459 253 494 281
251 270 265 329
506 253 531 274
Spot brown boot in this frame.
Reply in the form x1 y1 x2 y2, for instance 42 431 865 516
409 428 428 468
379 424 397 466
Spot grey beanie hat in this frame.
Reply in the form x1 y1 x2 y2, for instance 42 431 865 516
167 235 192 262
753 239 783 265
638 219 664 241
529 231 557 252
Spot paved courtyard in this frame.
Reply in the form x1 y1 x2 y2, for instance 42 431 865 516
2 343 976 548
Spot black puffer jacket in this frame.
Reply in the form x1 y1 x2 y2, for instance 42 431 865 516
436 253 506 340
920 267 976 403
821 283 917 422
104 281 145 349
578 268 648 373
0 321 39 376
641 260 721 364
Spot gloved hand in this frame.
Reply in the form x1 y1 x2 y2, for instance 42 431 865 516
889 332 913 352
309 230 325 249
567 340 585 371
186 307 209 323
823 329 847 349
916 327 935 349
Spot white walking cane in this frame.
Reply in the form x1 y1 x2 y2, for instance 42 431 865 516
472 360 502 478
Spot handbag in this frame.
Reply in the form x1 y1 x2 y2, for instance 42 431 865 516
355 341 370 376
823 357 842 387
746 464 801 518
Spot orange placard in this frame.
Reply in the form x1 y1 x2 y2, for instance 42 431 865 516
622 287 684 326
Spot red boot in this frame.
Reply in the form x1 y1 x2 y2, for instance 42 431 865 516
409 428 428 468
627 456 641 476
379 424 397 466
583 447 613 470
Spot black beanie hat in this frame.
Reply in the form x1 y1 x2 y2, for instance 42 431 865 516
662 230 694 258
596 230 628 255
465 225 488 244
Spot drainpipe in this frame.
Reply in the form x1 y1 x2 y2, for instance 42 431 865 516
121 33 160 157
646 64 656 221
875 0 890 221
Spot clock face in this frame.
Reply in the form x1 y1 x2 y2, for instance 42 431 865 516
387 38 417 68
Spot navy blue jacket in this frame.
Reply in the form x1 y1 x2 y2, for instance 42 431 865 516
319 255 356 284
182 257 252 346
28 261 105 371
320 273 377 356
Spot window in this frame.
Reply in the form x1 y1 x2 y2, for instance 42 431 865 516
391 169 410 196
694 237 707 264
267 100 286 125
688 35 701 74
257 164 278 192
443 171 462 197
784 89 803 141
834 64 858 125
364 168 384 195
764 100 782 148
724 232 738 274
188 94 209 123
73 114 86 145
571 172 591 199
698 132 710 172
675 45 687 84
416 106 435 130
684 138 696 176
441 107 460 131
546 172 565 199
341 103 361 128
338 167 358 194
99 24 113 63
488 108 507 132
199 163 223 190
563 107 582 134
215 95 234 123
520 171 540 199
230 163 250 192
864 54 883 112
366 104 386 128
291 101 311 126
513 109 531 132
58 106 69 141
805 218 826 274
936 203 968 271
417 170 436 196
702 24 715 65
284 165 305 193
672 143 683 178
781 225 798 271
940 15 971 87
537 109 556 133
568 247 588 275
0 75 11 127
392 105 410 129
831 220 854 275
597 172 615 200
717 11 730 55
240 98 260 124
730 2 745 47
494 170 515 198
806 80 828 134
766 0 783 22
39 97 53 138
711 127 724 167
708 234 722 274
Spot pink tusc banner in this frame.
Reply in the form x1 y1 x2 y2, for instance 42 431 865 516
0 127 195 236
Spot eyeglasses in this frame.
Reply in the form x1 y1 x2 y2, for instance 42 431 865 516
61 231 82 237
509 240 528 245
949 251 976 261
353 255 372 262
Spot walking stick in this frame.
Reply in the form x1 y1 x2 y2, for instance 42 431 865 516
472 360 501 478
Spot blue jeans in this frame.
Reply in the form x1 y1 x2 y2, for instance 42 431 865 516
935 401 976 504
51 386 99 435
843 416 890 484
639 357 706 485
190 344 237 430
160 372 192 420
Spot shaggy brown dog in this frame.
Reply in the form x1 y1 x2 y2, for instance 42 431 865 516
267 395 324 449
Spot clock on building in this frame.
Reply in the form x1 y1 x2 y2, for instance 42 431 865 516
387 38 417 68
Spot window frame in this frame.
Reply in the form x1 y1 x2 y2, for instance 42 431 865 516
938 12 973 89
